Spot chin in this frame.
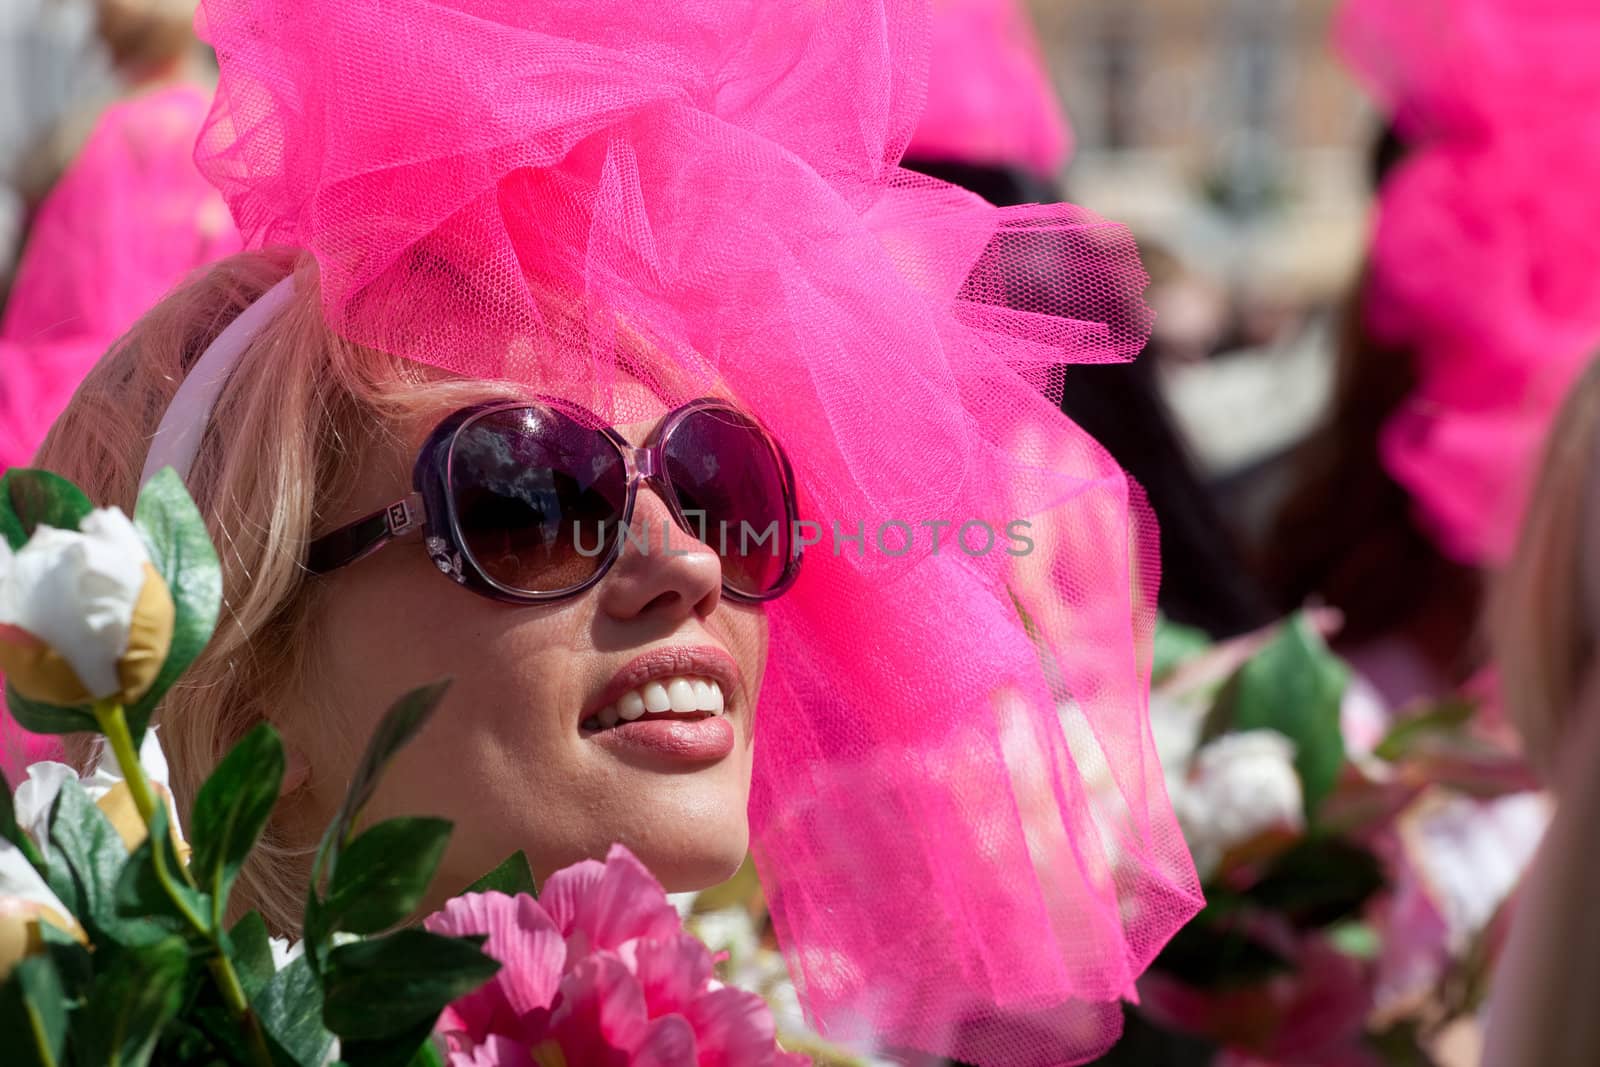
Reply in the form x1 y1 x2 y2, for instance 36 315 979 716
621 820 750 893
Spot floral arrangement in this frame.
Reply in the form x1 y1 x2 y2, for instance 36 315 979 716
0 467 808 1067
1129 613 1547 1067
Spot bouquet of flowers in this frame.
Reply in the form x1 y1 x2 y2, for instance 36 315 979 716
0 467 808 1066
1129 613 1546 1067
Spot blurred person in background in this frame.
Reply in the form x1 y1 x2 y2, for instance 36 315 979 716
0 0 239 773
1481 358 1600 1065
902 0 1272 645
1259 0 1600 713
0 0 241 472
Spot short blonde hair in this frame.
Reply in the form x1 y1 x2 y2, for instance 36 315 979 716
35 248 510 933
95 0 198 80
1489 357 1600 780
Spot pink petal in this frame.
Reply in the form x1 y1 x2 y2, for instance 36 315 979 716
685 986 782 1067
772 1054 812 1066
541 846 680 954
444 1033 533 1066
547 953 650 1064
625 935 715 1019
629 1015 698 1067
426 892 565 1037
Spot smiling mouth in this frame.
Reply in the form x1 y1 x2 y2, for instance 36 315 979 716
580 674 728 733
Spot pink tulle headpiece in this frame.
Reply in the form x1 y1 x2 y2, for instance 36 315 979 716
907 0 1072 178
1338 0 1600 564
193 1 1199 1062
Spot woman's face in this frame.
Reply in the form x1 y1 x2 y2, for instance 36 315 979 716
281 380 769 902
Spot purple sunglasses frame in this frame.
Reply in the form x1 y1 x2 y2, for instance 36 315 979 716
305 396 804 604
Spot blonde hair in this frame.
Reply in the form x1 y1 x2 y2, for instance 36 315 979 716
34 248 512 933
95 0 198 80
1489 358 1600 780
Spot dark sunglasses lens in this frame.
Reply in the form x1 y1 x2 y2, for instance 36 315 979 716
449 408 626 593
663 407 793 596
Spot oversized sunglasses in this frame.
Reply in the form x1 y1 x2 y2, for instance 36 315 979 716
306 397 803 602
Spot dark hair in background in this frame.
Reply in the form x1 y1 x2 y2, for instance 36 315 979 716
903 156 1274 641
1254 124 1482 672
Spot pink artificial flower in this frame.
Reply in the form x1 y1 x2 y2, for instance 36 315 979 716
425 844 809 1066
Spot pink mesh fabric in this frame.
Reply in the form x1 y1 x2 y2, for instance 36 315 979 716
907 0 1073 179
1337 0 1600 564
0 83 243 780
195 1 1201 1062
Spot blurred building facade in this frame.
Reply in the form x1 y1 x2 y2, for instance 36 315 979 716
1030 0 1372 307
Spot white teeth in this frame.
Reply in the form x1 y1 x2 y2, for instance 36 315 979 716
641 681 671 714
666 678 697 714
618 689 646 721
590 676 729 732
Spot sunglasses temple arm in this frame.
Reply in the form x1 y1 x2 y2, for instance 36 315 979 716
305 493 425 575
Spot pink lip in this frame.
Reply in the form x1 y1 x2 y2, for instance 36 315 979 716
590 716 735 764
583 644 744 723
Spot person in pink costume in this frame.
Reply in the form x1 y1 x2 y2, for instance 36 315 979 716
905 0 1072 184
0 82 243 473
21 1 1203 1063
0 13 243 778
1336 0 1600 570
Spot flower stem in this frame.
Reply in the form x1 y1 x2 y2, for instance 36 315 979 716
92 701 274 1066
91 700 161 829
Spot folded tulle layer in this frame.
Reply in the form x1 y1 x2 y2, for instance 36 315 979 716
1338 0 1600 564
195 1 1200 1061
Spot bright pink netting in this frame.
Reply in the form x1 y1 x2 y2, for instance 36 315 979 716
0 83 243 779
907 0 1072 179
1337 0 1600 565
195 1 1200 1062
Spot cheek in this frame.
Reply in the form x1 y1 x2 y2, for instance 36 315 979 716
299 550 594 793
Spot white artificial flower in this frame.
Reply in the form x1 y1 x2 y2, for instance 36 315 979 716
0 838 80 978
1176 729 1305 879
0 507 174 705
11 729 185 854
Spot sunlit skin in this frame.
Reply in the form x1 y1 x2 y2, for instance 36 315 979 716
272 380 767 908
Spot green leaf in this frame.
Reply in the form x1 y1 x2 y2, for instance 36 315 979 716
190 724 285 911
1152 615 1212 683
5 685 98 735
1214 612 1350 821
227 911 276 1002
0 956 68 1067
46 779 128 933
252 954 337 1067
1373 697 1477 763
73 936 189 1067
405 1035 448 1067
305 681 453 966
1246 837 1386 927
321 929 498 1041
127 467 224 741
329 681 455 854
0 767 46 872
115 803 211 941
0 468 93 550
462 850 538 899
322 817 452 936
341 1018 449 1067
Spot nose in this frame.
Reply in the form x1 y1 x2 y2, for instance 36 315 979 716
597 476 723 622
